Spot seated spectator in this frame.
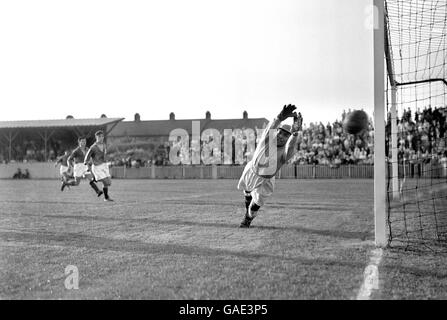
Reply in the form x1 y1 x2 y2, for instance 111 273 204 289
13 168 23 179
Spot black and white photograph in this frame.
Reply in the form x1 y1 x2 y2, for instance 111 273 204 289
0 0 446 306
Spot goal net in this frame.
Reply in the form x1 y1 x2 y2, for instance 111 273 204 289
384 0 447 251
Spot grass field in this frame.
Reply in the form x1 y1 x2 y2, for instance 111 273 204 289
0 179 446 300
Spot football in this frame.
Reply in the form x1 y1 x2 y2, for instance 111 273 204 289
343 110 369 134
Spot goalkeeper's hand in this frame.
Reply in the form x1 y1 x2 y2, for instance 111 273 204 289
291 112 303 134
277 104 297 121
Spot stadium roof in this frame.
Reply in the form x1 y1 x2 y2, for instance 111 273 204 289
0 118 124 129
109 118 269 137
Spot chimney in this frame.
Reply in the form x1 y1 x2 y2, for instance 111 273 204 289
205 111 211 120
243 110 248 120
169 112 175 120
134 113 141 122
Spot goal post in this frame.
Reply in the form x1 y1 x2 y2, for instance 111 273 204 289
374 0 387 247
390 85 399 200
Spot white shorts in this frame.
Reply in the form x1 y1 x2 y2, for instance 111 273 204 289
60 165 69 175
73 163 91 178
92 163 111 181
237 163 275 206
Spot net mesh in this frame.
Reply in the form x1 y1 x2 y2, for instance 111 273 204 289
385 0 447 251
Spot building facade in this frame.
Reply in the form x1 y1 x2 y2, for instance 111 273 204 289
107 111 268 166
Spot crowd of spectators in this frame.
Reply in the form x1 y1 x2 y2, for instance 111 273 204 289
289 110 374 166
0 139 74 164
160 109 375 167
108 143 170 167
390 106 447 166
226 106 446 167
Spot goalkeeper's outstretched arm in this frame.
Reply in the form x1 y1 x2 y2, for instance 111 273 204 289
258 104 298 147
285 112 303 162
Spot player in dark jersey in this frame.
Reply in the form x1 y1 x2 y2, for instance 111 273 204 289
84 130 114 201
55 150 72 190
61 137 103 197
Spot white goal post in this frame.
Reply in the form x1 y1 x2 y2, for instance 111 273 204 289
373 0 387 247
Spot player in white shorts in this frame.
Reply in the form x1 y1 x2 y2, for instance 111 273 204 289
84 130 114 201
55 150 72 190
238 104 303 228
61 137 103 197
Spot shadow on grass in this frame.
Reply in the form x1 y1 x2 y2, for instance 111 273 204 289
0 230 363 270
1 200 107 206
14 212 372 241
3 229 445 279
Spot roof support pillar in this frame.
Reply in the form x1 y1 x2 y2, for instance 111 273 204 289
2 130 19 162
37 130 55 161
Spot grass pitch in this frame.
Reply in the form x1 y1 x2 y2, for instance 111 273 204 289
0 179 446 299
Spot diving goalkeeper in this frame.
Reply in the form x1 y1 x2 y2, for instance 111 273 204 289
238 104 303 228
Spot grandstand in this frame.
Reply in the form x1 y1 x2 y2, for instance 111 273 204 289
0 117 123 163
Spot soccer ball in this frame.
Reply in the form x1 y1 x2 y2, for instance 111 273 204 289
343 110 369 134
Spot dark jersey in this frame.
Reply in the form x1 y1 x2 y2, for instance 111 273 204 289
56 154 70 167
68 147 88 164
85 143 107 165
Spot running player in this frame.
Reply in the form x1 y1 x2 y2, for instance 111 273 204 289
238 104 303 228
54 150 72 190
61 137 103 196
84 130 114 201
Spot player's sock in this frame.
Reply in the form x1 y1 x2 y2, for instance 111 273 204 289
66 179 77 186
249 202 261 218
89 181 100 194
103 187 109 199
244 192 252 212
240 202 261 228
